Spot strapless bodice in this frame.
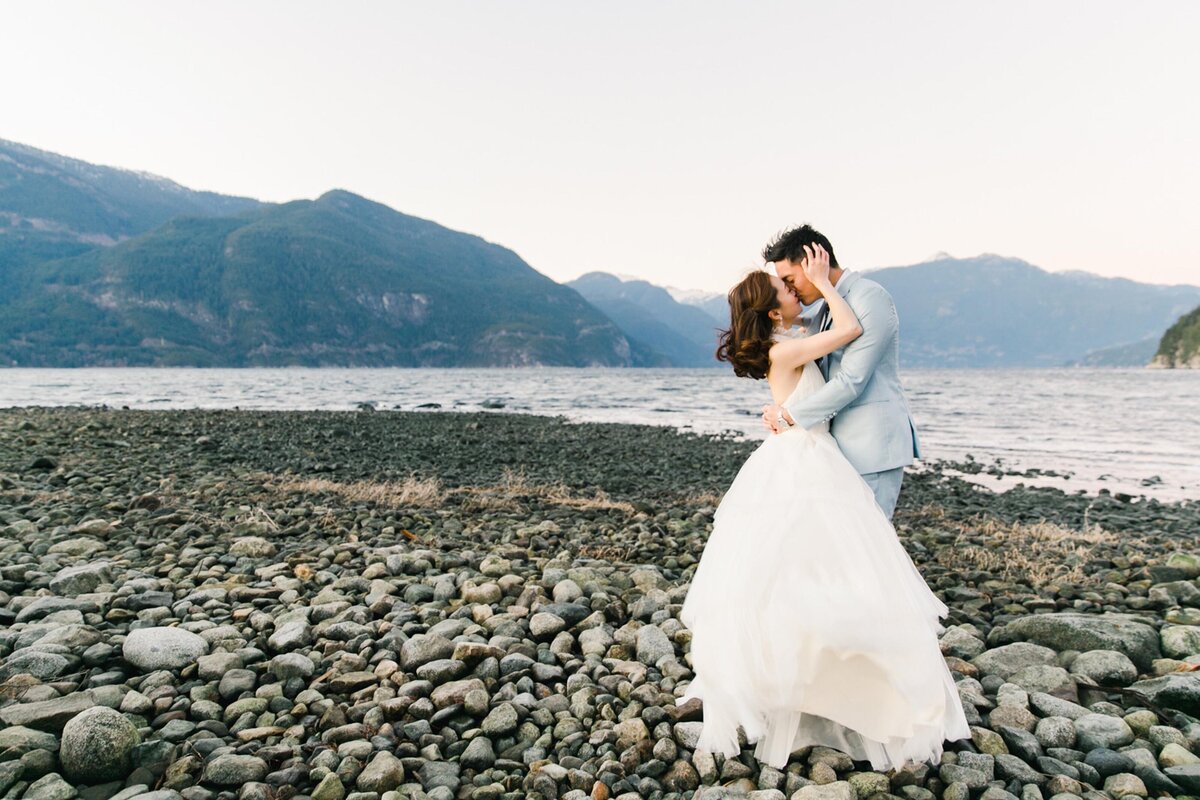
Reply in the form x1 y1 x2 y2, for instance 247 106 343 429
780 364 829 434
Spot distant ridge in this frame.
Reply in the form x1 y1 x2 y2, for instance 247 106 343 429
864 254 1200 367
1152 305 1200 368
569 273 722 366
0 189 645 366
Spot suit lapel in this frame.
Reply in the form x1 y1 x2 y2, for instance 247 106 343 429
818 272 855 379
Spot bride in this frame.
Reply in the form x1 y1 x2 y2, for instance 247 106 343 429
677 244 969 771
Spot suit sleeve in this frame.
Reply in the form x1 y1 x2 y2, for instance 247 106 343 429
783 286 898 429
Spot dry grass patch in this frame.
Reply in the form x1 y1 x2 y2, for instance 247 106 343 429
935 518 1115 588
273 469 635 515
276 476 447 508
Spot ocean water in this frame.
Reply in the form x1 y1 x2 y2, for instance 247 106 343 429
1 367 1196 502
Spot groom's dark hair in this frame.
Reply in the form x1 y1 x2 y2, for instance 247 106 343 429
762 224 839 267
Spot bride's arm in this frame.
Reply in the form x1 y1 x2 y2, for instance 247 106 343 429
770 246 861 371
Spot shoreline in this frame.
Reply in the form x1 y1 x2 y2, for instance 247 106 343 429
3 407 1200 800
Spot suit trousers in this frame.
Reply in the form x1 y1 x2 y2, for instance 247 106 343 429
862 467 905 520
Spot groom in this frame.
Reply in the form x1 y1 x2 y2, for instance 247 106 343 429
760 225 919 519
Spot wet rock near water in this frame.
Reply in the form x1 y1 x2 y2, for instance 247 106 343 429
2 407 1200 800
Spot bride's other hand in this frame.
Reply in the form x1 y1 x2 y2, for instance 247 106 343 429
761 403 794 434
801 244 831 289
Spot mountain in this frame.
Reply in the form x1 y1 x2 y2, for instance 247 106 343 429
568 272 723 366
0 138 260 283
667 286 727 325
863 255 1200 367
1070 336 1161 367
0 190 643 367
1152 305 1200 368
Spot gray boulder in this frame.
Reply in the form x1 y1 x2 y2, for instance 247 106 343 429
24 773 76 800
356 752 405 793
988 612 1160 670
399 633 454 669
0 691 98 732
1128 673 1200 716
1074 713 1134 751
201 754 268 785
122 628 208 671
0 725 59 756
1161 625 1200 659
636 624 675 665
1070 650 1137 685
61 706 140 783
0 651 71 681
50 562 112 596
971 642 1058 680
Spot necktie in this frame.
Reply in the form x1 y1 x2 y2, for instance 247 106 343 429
816 304 833 375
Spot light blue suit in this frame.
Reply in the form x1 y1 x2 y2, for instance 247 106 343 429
783 271 920 518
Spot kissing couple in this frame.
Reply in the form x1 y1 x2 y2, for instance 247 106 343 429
676 225 970 770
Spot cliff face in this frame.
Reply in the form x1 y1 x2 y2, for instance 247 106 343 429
1151 305 1200 368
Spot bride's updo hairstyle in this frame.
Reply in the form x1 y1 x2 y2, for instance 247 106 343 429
715 271 779 380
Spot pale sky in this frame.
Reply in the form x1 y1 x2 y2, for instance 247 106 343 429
3 2 1198 291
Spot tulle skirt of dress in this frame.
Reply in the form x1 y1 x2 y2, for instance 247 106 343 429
676 426 970 771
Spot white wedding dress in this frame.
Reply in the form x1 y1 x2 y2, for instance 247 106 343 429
677 360 970 771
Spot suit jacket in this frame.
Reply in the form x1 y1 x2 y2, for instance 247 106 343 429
784 271 920 475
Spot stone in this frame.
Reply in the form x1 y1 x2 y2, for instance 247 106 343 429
270 652 315 679
673 721 704 750
399 634 454 669
1074 714 1134 751
201 755 268 785
1009 665 1077 701
230 537 276 558
1102 773 1146 797
416 761 459 792
61 707 141 784
50 562 112 596
997 726 1043 762
972 643 1059 680
988 613 1161 670
614 718 650 750
267 616 313 652
1028 692 1090 720
791 782 854 800
311 774 345 800
529 612 567 639
941 626 987 659
481 702 519 735
1128 673 1200 716
24 773 77 800
938 764 989 789
430 678 486 709
971 726 1009 755
845 772 888 796
460 736 495 769
1159 742 1200 767
0 692 98 732
635 624 674 665
356 752 405 793
995 754 1045 786
0 726 59 756
1035 717 1077 749
123 628 208 671
1161 626 1200 659
0 651 71 681
198 653 244 681
1164 764 1200 792
1084 748 1136 778
1069 650 1137 685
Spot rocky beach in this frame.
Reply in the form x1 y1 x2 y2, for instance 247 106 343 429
2 407 1200 800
